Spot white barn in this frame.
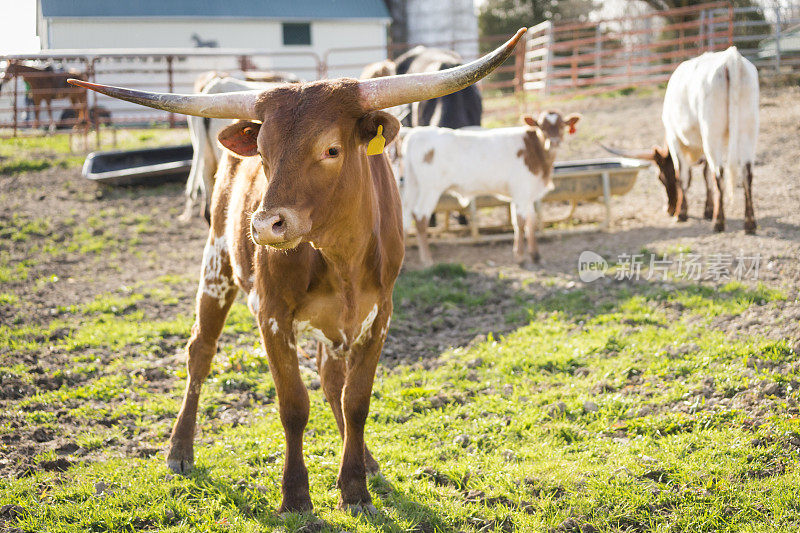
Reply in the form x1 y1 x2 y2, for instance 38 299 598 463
23 0 391 124
35 0 391 79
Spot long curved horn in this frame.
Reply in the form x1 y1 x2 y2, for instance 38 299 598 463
598 142 655 161
66 79 261 120
358 27 527 111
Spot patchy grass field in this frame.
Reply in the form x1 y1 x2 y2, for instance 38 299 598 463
1 87 800 532
0 128 189 176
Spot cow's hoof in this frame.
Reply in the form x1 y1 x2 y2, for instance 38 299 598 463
703 209 714 220
713 221 725 232
343 503 378 516
677 214 689 222
279 497 314 514
166 457 194 475
744 221 756 235
167 441 194 475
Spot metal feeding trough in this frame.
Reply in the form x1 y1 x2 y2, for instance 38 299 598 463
426 157 649 242
82 145 193 186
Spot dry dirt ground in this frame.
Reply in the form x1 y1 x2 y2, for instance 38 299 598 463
1 86 799 481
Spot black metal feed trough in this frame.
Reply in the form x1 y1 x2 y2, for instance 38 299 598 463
82 145 193 186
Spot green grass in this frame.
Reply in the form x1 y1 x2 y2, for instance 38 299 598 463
0 128 189 176
1 266 799 532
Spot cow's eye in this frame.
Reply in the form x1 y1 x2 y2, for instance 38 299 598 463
327 147 340 158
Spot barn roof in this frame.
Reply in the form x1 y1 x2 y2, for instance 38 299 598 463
39 0 390 20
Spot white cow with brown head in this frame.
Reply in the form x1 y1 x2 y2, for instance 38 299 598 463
400 110 579 267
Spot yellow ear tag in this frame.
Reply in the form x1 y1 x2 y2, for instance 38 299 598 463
366 125 385 156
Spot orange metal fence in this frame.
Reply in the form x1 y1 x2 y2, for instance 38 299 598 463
523 1 800 99
2 2 798 138
522 1 735 98
0 34 522 138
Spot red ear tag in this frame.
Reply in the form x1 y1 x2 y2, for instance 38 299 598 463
569 124 576 135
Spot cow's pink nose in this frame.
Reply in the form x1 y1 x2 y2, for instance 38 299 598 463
251 212 286 245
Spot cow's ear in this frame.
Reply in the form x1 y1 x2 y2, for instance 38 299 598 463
521 114 539 128
357 111 401 147
565 113 581 134
218 120 261 158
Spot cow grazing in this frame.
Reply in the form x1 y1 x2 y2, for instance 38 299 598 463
400 110 580 268
607 47 759 233
179 73 298 223
68 28 526 513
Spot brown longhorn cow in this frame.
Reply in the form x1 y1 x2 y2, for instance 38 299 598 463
1 61 88 130
68 28 526 514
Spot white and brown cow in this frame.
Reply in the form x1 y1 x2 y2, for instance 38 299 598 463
400 110 579 268
606 47 759 233
68 28 526 513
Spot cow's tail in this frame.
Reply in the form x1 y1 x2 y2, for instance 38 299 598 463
725 47 741 197
399 135 418 231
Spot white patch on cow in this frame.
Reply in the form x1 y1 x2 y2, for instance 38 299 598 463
320 347 329 367
201 235 232 307
379 315 392 339
248 274 255 284
268 317 279 335
293 320 342 356
231 261 244 284
545 113 559 125
354 304 379 345
247 291 260 316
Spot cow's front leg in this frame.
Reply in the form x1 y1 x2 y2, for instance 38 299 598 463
525 212 540 265
413 214 434 267
46 99 56 133
512 205 537 269
317 344 380 475
712 167 726 232
168 235 238 474
511 205 525 266
261 317 312 513
337 307 389 512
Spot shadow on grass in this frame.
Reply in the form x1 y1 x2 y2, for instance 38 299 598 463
184 467 447 532
385 261 783 367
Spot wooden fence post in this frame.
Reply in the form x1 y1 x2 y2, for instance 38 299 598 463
514 33 525 95
700 10 707 53
774 6 782 73
594 25 602 82
571 45 578 88
543 21 554 97
727 4 734 47
12 75 18 138
88 57 100 149
166 55 175 127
